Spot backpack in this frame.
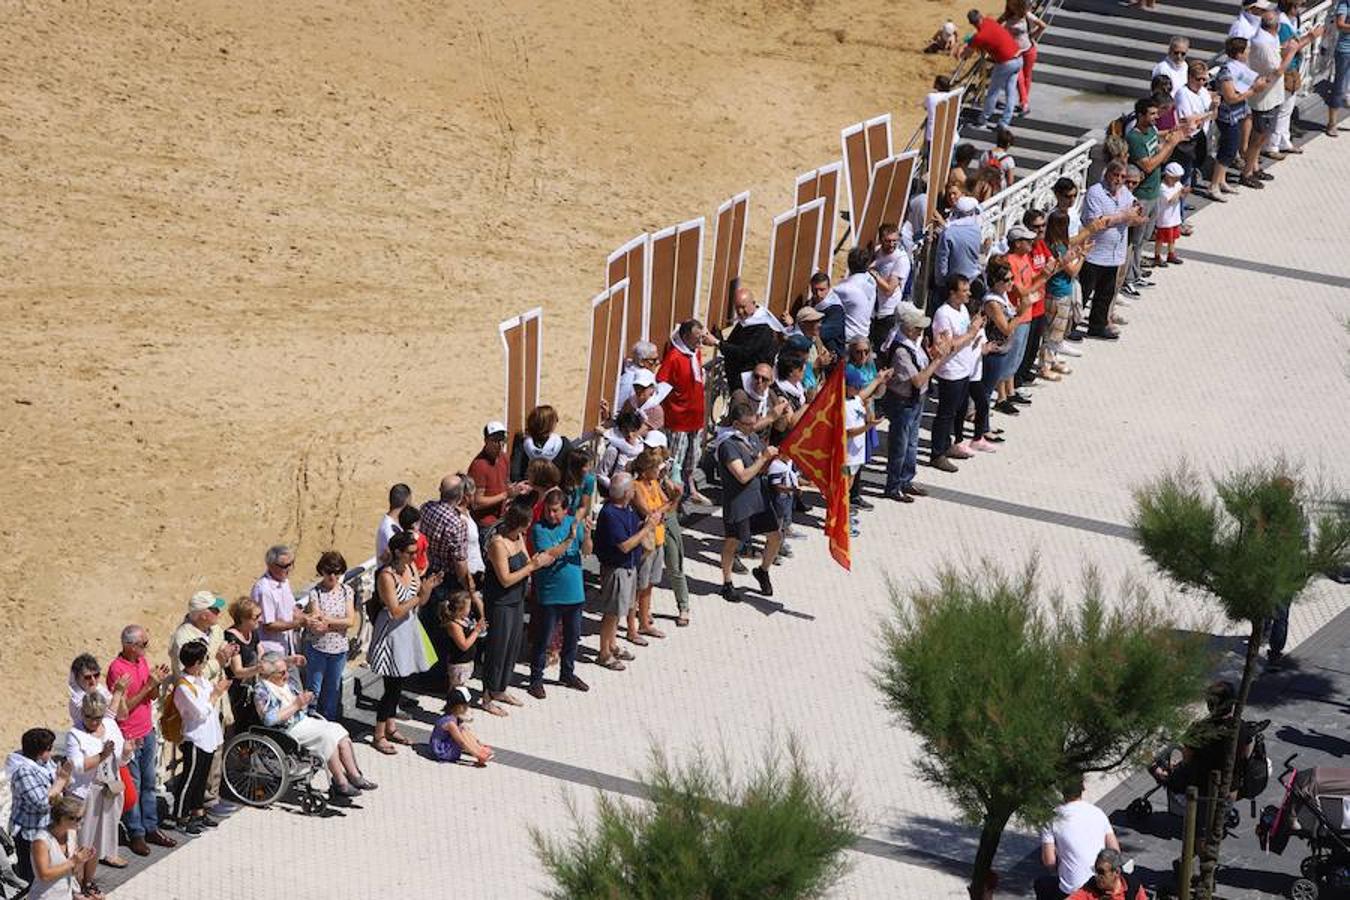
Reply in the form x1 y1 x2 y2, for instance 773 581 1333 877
1238 728 1270 799
158 678 193 744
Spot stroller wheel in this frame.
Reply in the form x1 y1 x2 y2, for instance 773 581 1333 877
1300 856 1318 879
1127 797 1152 820
1290 877 1319 900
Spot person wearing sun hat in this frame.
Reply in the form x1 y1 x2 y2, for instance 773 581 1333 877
881 307 953 501
168 590 237 816
1153 161 1189 267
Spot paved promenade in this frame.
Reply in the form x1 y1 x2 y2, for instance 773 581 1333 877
109 137 1350 899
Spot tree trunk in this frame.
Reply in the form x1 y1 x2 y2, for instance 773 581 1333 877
1196 620 1263 900
969 807 1014 900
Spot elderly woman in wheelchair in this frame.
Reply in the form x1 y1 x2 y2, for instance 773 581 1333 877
252 652 377 801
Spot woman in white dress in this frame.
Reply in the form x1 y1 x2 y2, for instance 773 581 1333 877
254 652 377 799
26 796 94 900
63 693 132 898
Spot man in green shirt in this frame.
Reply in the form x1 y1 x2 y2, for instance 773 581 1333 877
1124 97 1186 293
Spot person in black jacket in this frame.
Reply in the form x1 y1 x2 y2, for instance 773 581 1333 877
809 272 847 361
718 285 783 390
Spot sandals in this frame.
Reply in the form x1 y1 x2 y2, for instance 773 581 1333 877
387 731 412 746
675 615 690 628
596 657 627 671
372 739 398 755
481 701 509 717
626 633 649 647
639 626 666 639
615 648 635 661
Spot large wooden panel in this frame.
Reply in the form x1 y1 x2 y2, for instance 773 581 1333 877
795 162 841 277
764 197 825 319
925 89 964 227
607 234 648 351
582 281 629 436
707 191 749 330
840 114 891 244
857 151 920 250
648 227 678 348
499 307 543 439
672 218 703 330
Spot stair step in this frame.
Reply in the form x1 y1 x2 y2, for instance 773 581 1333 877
1061 0 1236 31
960 106 1092 139
955 137 1078 173
1040 24 1187 63
1149 0 1242 15
1038 47 1160 82
1035 64 1161 98
1048 8 1226 53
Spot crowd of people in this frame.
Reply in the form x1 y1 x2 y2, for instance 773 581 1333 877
4 4 1346 899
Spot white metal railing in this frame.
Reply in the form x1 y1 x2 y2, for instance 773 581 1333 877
977 138 1097 247
1296 0 1336 98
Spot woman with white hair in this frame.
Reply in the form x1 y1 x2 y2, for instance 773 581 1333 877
63 693 133 895
254 652 377 799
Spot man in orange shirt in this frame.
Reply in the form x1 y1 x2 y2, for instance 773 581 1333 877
1066 849 1147 900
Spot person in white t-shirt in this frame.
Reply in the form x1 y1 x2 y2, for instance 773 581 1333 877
1153 163 1189 266
929 275 986 472
843 367 887 536
835 245 879 342
868 223 915 348
1037 778 1119 899
376 483 412 562
1152 36 1190 87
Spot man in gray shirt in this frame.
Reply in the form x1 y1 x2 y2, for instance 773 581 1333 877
1078 161 1147 339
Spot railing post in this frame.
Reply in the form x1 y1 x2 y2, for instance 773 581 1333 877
1178 785 1199 900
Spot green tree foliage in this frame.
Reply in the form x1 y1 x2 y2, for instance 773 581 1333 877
531 740 860 900
875 559 1208 898
1132 461 1350 899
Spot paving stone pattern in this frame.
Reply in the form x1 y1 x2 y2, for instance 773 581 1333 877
105 135 1350 899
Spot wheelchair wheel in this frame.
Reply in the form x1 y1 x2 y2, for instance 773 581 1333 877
298 788 328 817
1290 876 1319 900
223 732 291 808
1126 797 1152 821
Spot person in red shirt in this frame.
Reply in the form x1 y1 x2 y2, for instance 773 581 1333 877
468 421 526 527
963 10 1024 129
1013 208 1056 386
656 318 718 507
107 625 175 855
1066 849 1147 900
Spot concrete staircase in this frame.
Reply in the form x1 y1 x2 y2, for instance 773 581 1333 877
957 0 1239 178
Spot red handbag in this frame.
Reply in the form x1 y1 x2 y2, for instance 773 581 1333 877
119 765 138 810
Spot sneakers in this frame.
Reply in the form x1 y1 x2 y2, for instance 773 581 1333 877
970 437 998 453
777 542 794 558
994 399 1020 415
902 483 929 497
731 558 748 575
884 490 915 503
1009 392 1032 405
948 442 974 460
1086 328 1120 341
1167 254 1183 265
1120 283 1142 298
853 495 874 511
931 456 959 472
752 566 774 596
1059 344 1083 357
721 582 743 603
1112 312 1129 326
527 683 547 700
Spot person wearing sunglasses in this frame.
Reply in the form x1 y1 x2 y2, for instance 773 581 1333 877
1065 848 1146 900
303 551 356 722
25 794 94 900
252 544 309 657
107 626 174 856
66 654 128 731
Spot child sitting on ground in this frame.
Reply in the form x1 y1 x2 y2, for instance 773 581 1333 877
430 687 493 766
1154 162 1189 267
924 20 958 55
438 590 483 716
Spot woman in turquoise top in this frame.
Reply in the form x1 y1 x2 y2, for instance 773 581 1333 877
526 489 590 697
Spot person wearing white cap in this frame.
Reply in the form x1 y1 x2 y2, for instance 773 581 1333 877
620 366 667 432
1153 162 1190 267
933 195 984 314
880 307 954 500
468 420 526 528
168 590 237 815
615 340 661 414
1230 0 1273 40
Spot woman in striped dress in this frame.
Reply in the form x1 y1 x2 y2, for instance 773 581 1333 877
367 530 442 754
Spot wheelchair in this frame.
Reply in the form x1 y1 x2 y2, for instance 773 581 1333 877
222 724 328 816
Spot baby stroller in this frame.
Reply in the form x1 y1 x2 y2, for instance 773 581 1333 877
1128 717 1271 833
1257 755 1350 900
